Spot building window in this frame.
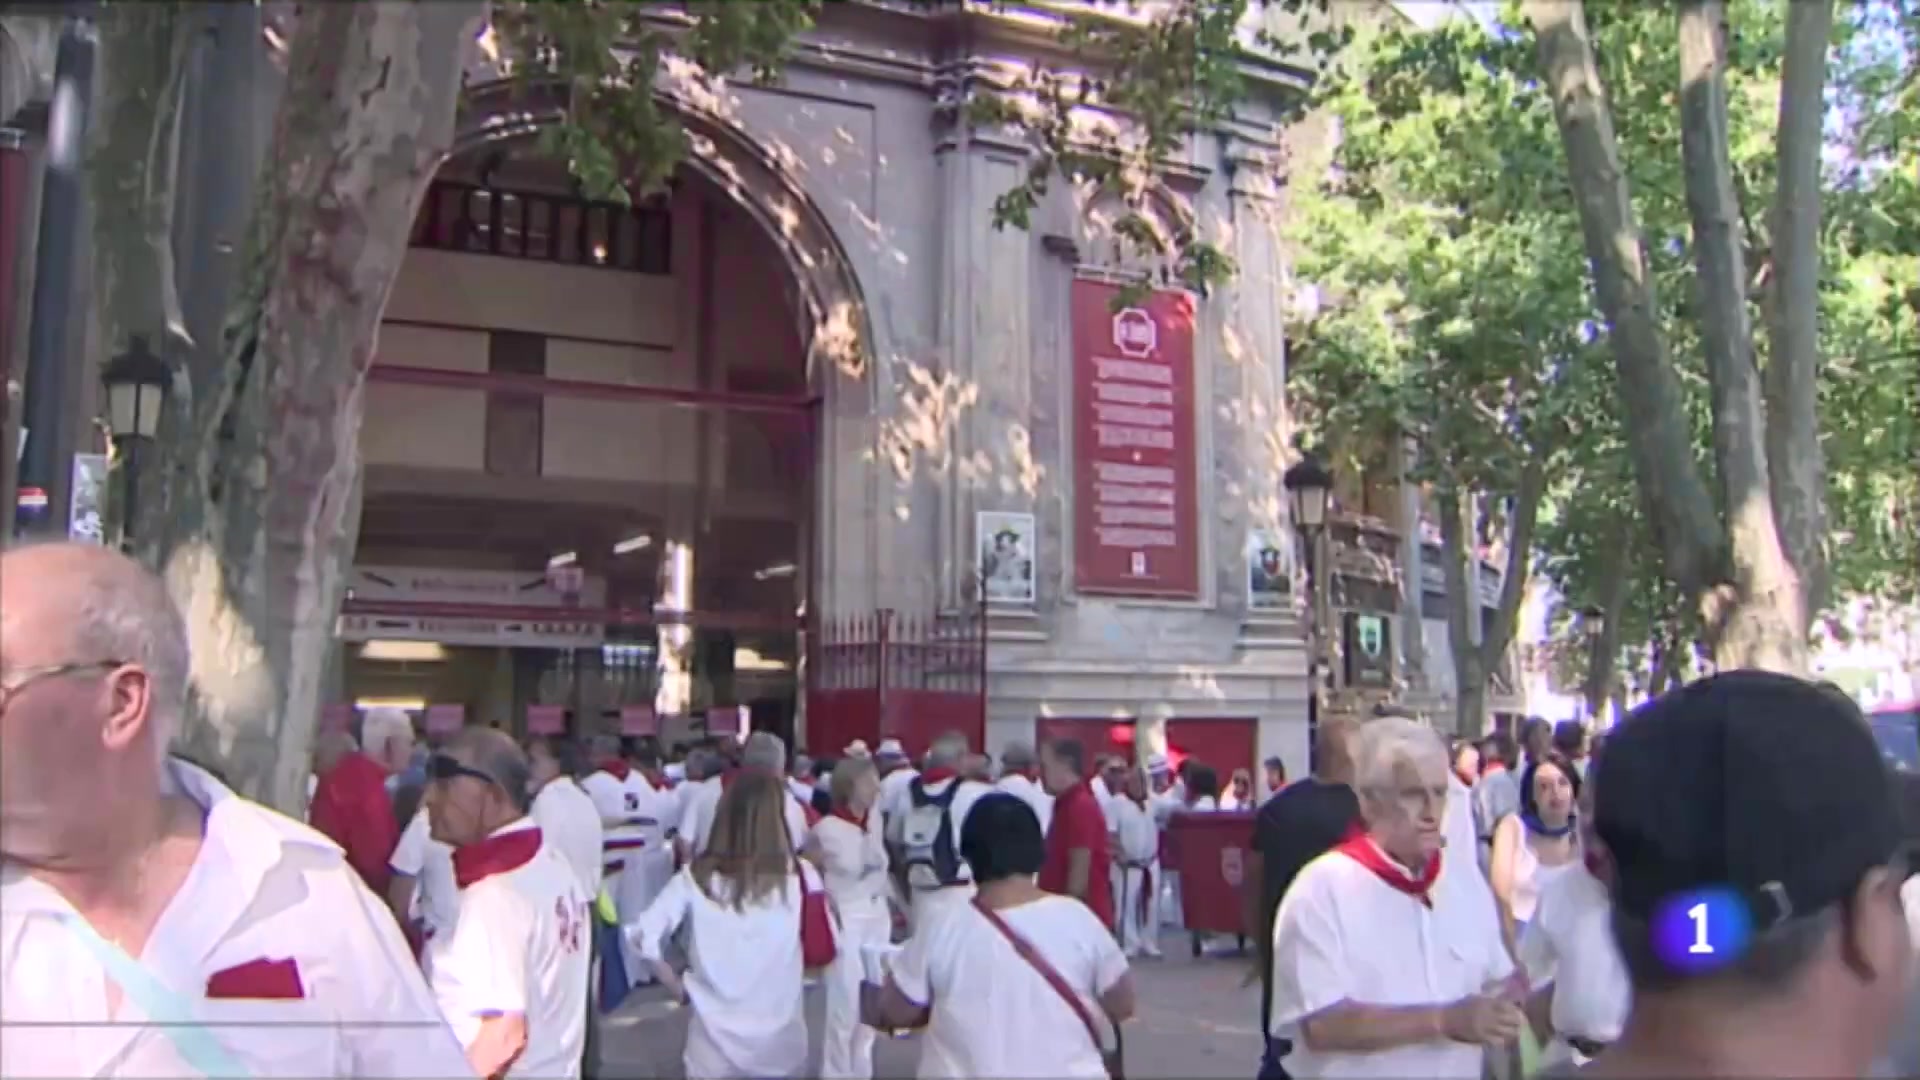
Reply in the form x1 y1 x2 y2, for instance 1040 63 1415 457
413 180 672 275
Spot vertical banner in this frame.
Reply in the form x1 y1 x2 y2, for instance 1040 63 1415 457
425 704 466 735
526 704 566 735
1071 279 1200 598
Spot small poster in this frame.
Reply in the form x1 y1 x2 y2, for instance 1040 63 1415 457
620 705 658 736
977 510 1036 606
1343 611 1395 689
425 703 465 734
69 453 107 544
1247 528 1291 610
526 704 566 735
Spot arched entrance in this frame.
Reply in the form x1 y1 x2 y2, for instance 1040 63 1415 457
333 85 881 754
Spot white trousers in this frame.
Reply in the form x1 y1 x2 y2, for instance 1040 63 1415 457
820 899 890 1080
1111 862 1161 953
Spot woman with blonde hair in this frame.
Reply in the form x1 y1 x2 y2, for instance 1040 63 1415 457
628 770 825 1079
811 756 892 1078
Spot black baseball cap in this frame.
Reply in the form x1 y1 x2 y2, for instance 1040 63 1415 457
1594 670 1904 929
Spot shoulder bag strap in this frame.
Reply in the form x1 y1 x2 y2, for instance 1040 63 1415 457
971 898 1110 1056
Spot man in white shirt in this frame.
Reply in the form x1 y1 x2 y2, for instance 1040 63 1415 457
579 735 661 987
425 727 592 1080
874 738 918 825
0 542 471 1079
994 740 1053 836
1270 717 1523 1079
1109 768 1164 958
886 731 993 931
389 803 460 965
679 732 810 856
528 736 606 903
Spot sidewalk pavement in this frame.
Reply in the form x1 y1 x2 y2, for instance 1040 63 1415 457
595 930 1263 1078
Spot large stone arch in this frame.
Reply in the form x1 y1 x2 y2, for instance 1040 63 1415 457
446 78 885 623
451 78 879 412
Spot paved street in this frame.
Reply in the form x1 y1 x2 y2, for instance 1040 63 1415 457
596 930 1263 1078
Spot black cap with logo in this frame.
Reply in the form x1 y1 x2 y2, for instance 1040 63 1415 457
1593 670 1904 929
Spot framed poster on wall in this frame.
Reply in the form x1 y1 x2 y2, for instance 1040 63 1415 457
1070 279 1200 599
977 510 1037 605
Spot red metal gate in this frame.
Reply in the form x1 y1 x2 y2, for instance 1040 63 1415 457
805 602 986 759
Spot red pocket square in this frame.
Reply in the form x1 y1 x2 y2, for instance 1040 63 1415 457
205 957 305 1000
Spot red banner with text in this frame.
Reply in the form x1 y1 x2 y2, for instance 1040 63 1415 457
1071 279 1200 598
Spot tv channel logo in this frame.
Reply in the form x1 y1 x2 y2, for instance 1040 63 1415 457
1650 886 1753 975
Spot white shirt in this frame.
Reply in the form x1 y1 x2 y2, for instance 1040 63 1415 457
1516 866 1628 1044
883 777 995 887
680 775 811 856
390 807 461 937
628 771 680 836
787 776 817 804
1108 797 1160 866
812 811 890 910
1444 775 1485 889
1090 776 1121 834
532 778 607 902
877 766 921 821
628 864 823 1079
1270 843 1514 1079
0 760 469 1079
890 893 1128 1079
429 819 592 1080
1189 795 1219 812
994 773 1054 836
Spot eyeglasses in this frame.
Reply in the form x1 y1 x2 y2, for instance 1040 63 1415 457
427 753 498 788
0 660 126 715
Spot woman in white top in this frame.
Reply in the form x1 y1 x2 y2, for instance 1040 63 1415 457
1517 759 1629 1068
864 793 1136 1079
1490 754 1583 950
812 757 892 1079
1217 767 1254 811
627 771 822 1079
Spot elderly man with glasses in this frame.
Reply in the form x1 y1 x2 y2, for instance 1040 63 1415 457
0 542 471 1078
1268 716 1525 1079
424 726 594 1080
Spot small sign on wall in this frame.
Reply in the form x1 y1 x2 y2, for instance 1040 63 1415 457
527 704 566 735
425 704 465 735
620 705 658 736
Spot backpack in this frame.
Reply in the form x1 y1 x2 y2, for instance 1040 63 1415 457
901 778 964 889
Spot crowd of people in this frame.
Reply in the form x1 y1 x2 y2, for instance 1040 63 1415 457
6 541 1920 1080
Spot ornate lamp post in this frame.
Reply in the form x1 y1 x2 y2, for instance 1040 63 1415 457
1580 604 1608 724
1284 451 1334 769
101 335 169 546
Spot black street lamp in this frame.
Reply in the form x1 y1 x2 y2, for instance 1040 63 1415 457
1283 451 1335 769
1580 604 1608 723
101 335 170 543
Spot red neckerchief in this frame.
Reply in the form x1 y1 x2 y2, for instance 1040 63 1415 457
1482 762 1508 777
597 759 631 781
919 767 958 785
452 826 543 889
832 806 870 829
1334 833 1442 908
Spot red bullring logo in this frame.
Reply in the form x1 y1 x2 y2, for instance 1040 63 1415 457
1112 308 1156 357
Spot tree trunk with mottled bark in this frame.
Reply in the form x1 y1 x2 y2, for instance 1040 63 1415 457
1677 0 1808 675
1525 0 1823 675
1763 0 1835 617
1440 463 1544 735
92 1 482 813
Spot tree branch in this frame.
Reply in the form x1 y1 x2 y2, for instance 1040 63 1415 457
1481 461 1545 664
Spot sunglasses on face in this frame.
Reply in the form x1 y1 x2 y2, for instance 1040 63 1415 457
427 754 497 787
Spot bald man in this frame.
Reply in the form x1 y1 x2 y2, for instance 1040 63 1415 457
425 727 592 1080
0 542 470 1078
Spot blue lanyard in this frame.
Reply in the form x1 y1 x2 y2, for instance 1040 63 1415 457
60 913 252 1078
